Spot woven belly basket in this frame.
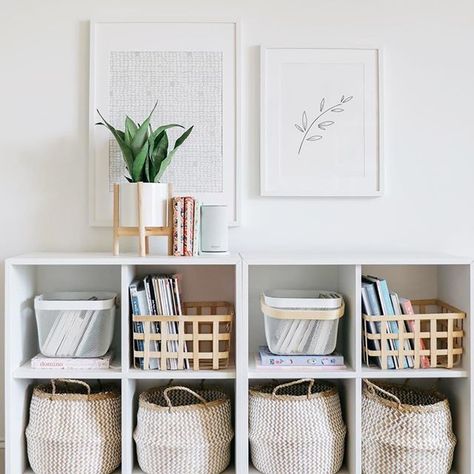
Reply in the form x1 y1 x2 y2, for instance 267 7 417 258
362 380 456 474
134 385 234 474
249 379 346 474
26 379 121 474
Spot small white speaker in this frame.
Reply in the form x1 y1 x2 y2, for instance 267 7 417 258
200 205 229 254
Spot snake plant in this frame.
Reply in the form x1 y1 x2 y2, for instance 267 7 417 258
96 102 193 183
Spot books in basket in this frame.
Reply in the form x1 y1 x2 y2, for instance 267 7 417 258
31 351 113 369
257 346 345 368
130 273 189 370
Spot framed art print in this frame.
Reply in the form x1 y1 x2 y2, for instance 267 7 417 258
260 47 382 196
90 20 240 226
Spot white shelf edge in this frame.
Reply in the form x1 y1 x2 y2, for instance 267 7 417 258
360 367 469 379
240 251 472 266
13 361 123 380
7 252 241 266
127 367 236 380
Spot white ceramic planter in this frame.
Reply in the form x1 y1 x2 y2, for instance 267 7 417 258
119 182 169 227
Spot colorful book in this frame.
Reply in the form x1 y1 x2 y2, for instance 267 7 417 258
362 280 395 369
172 197 184 256
390 292 414 368
364 276 406 368
31 351 113 369
183 197 194 256
258 346 345 367
400 297 430 369
193 200 201 256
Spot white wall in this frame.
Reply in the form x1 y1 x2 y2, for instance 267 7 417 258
1 0 474 456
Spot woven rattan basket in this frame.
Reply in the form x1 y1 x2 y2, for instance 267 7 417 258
362 380 456 474
249 379 346 474
134 385 234 474
26 379 121 474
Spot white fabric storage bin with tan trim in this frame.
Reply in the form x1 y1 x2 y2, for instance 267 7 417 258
362 380 456 474
249 379 346 474
134 385 234 474
25 379 121 474
261 291 344 355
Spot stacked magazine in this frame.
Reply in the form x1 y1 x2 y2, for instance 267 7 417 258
130 274 189 370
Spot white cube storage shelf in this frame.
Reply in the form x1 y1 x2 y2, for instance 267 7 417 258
4 252 473 474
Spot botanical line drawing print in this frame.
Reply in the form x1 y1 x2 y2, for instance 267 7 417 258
295 95 354 155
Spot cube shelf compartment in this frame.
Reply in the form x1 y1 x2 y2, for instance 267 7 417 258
5 252 473 473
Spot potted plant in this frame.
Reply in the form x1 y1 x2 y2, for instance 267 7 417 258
96 103 193 227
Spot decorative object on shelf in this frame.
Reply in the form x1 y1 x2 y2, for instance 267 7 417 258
260 47 382 196
132 301 234 371
26 379 121 474
172 196 201 256
249 379 346 474
96 102 193 257
113 182 174 256
200 205 229 254
90 20 240 226
362 379 456 474
260 290 344 355
362 299 465 370
134 385 234 474
34 292 117 358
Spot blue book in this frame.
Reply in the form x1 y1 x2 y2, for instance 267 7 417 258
362 281 394 369
365 276 408 369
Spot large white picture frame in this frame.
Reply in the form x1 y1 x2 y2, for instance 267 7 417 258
90 20 240 226
260 47 383 196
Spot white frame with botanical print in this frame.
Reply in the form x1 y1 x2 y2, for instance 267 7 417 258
260 47 383 197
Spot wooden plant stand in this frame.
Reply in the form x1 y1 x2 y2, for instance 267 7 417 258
113 182 173 257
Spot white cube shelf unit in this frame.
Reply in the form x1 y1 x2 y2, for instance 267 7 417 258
4 253 241 474
242 253 473 474
4 252 473 474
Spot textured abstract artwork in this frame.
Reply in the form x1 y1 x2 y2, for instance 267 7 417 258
108 51 223 193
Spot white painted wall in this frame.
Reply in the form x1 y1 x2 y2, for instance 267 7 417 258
1 0 474 457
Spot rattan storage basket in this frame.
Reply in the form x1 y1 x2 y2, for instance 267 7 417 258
249 379 346 474
362 380 456 474
25 379 121 474
134 385 234 474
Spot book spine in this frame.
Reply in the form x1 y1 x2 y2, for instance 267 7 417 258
259 354 344 366
401 299 430 369
172 198 182 256
193 200 200 256
183 197 194 256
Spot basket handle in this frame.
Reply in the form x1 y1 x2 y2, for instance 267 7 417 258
364 379 402 408
163 386 208 409
272 378 314 399
51 379 91 396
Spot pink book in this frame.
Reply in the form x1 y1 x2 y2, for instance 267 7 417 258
172 198 184 256
183 197 195 256
400 298 430 369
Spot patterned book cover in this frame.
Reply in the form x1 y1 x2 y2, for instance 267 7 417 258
172 197 184 256
183 197 195 256
193 200 201 256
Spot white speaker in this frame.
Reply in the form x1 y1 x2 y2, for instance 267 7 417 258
200 205 229 254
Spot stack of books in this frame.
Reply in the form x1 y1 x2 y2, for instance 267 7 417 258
255 346 346 369
362 275 430 369
172 197 200 256
130 274 189 370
